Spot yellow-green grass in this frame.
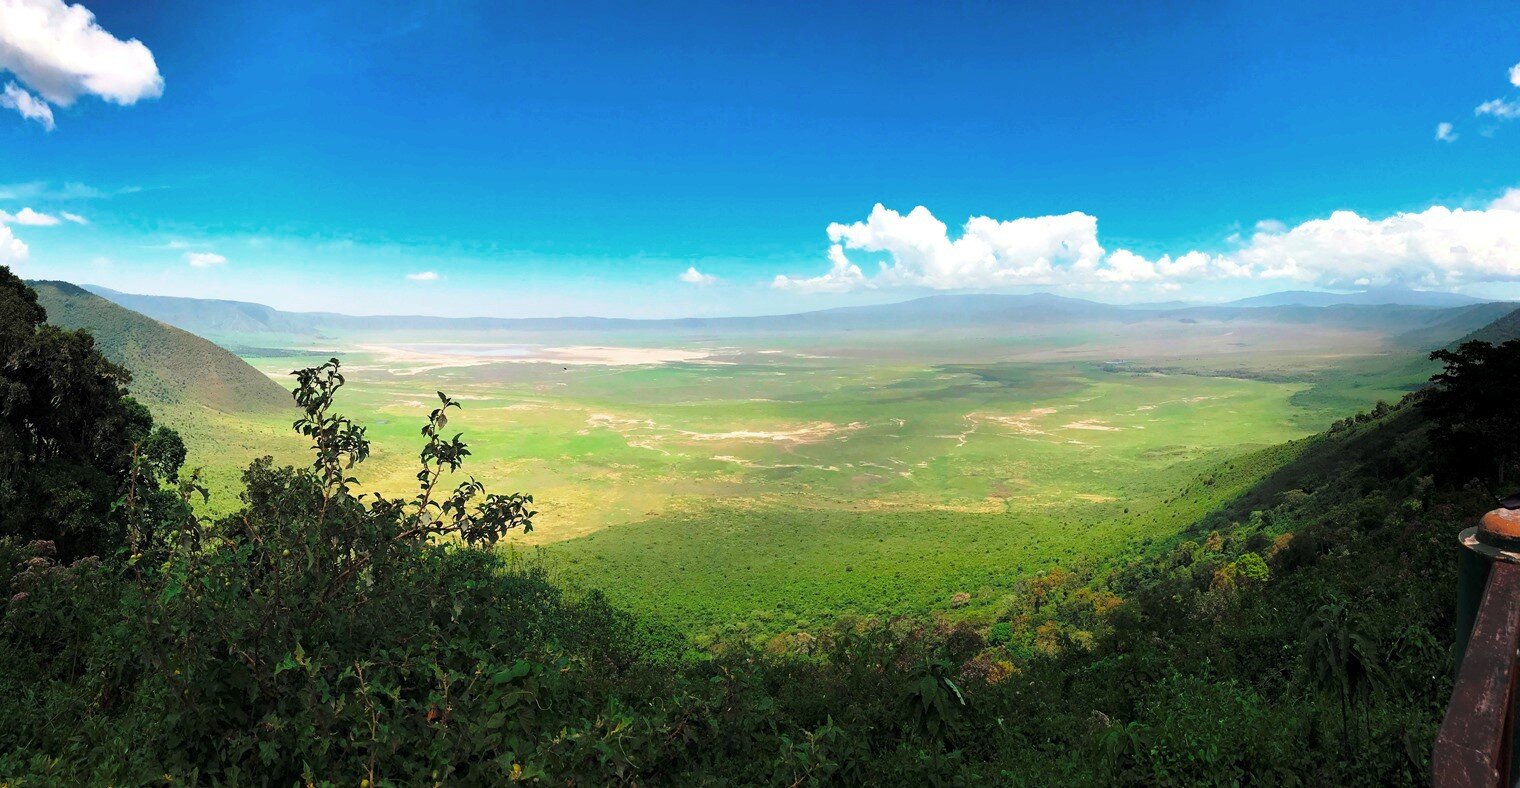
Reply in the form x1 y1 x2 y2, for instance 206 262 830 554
182 325 1432 637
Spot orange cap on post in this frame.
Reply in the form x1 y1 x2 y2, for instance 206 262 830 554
1476 508 1520 553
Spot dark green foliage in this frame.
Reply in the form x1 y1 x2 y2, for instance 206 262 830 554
1424 339 1520 487
0 266 184 559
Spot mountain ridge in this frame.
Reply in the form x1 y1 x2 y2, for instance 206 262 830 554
81 284 1513 341
30 281 292 415
1225 287 1489 308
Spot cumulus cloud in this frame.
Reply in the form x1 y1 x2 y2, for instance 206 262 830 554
0 0 163 128
775 194 1520 294
1436 122 1458 142
405 271 439 281
0 224 27 264
773 243 868 294
678 266 717 286
777 204 1121 293
185 251 226 268
0 206 59 225
1492 188 1520 212
1225 201 1520 287
1511 62 1520 88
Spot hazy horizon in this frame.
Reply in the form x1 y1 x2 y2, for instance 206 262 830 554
60 279 1500 322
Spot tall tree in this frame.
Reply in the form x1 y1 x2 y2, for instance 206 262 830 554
0 266 183 559
1424 339 1520 489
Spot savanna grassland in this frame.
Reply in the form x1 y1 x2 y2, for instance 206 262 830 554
192 314 1434 639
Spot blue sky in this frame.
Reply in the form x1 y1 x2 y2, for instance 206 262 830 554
2 1 1520 316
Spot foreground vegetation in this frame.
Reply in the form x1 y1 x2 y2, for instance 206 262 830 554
3 267 1514 782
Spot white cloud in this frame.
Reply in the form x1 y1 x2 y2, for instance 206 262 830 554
1436 121 1458 142
777 194 1520 294
184 251 226 268
58 210 84 223
1464 61 1520 129
1 81 51 128
0 206 58 225
773 243 868 293
405 271 439 281
1492 187 1520 212
1476 98 1520 120
0 224 27 263
1227 203 1520 287
779 204 1110 292
678 266 717 286
0 0 163 128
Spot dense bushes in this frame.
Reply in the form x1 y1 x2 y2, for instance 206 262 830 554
2 357 1472 784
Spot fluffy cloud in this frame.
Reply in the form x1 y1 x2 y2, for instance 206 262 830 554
0 0 163 128
59 210 84 223
1492 188 1520 212
776 194 1520 294
1511 62 1520 88
405 271 439 281
0 206 59 225
1226 199 1520 287
0 224 27 263
1436 122 1457 142
779 205 1119 294
185 251 226 268
678 266 717 286
773 243 868 293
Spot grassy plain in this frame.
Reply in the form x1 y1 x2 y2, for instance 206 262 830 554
200 317 1433 638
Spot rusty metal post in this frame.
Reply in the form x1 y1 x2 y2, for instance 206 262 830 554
1438 509 1520 786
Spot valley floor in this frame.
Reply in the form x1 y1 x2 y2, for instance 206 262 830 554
178 320 1437 638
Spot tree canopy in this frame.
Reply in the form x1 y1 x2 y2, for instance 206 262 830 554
0 266 183 559
1424 339 1520 489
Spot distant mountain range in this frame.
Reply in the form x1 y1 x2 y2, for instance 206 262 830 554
1224 287 1489 308
31 281 291 415
79 285 1512 347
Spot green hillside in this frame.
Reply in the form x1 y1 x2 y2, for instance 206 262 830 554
1451 303 1520 346
29 280 291 415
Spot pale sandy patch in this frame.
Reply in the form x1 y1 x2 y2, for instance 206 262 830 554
360 343 710 369
536 345 713 365
1063 420 1121 431
585 413 865 451
674 421 865 443
967 407 1059 439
